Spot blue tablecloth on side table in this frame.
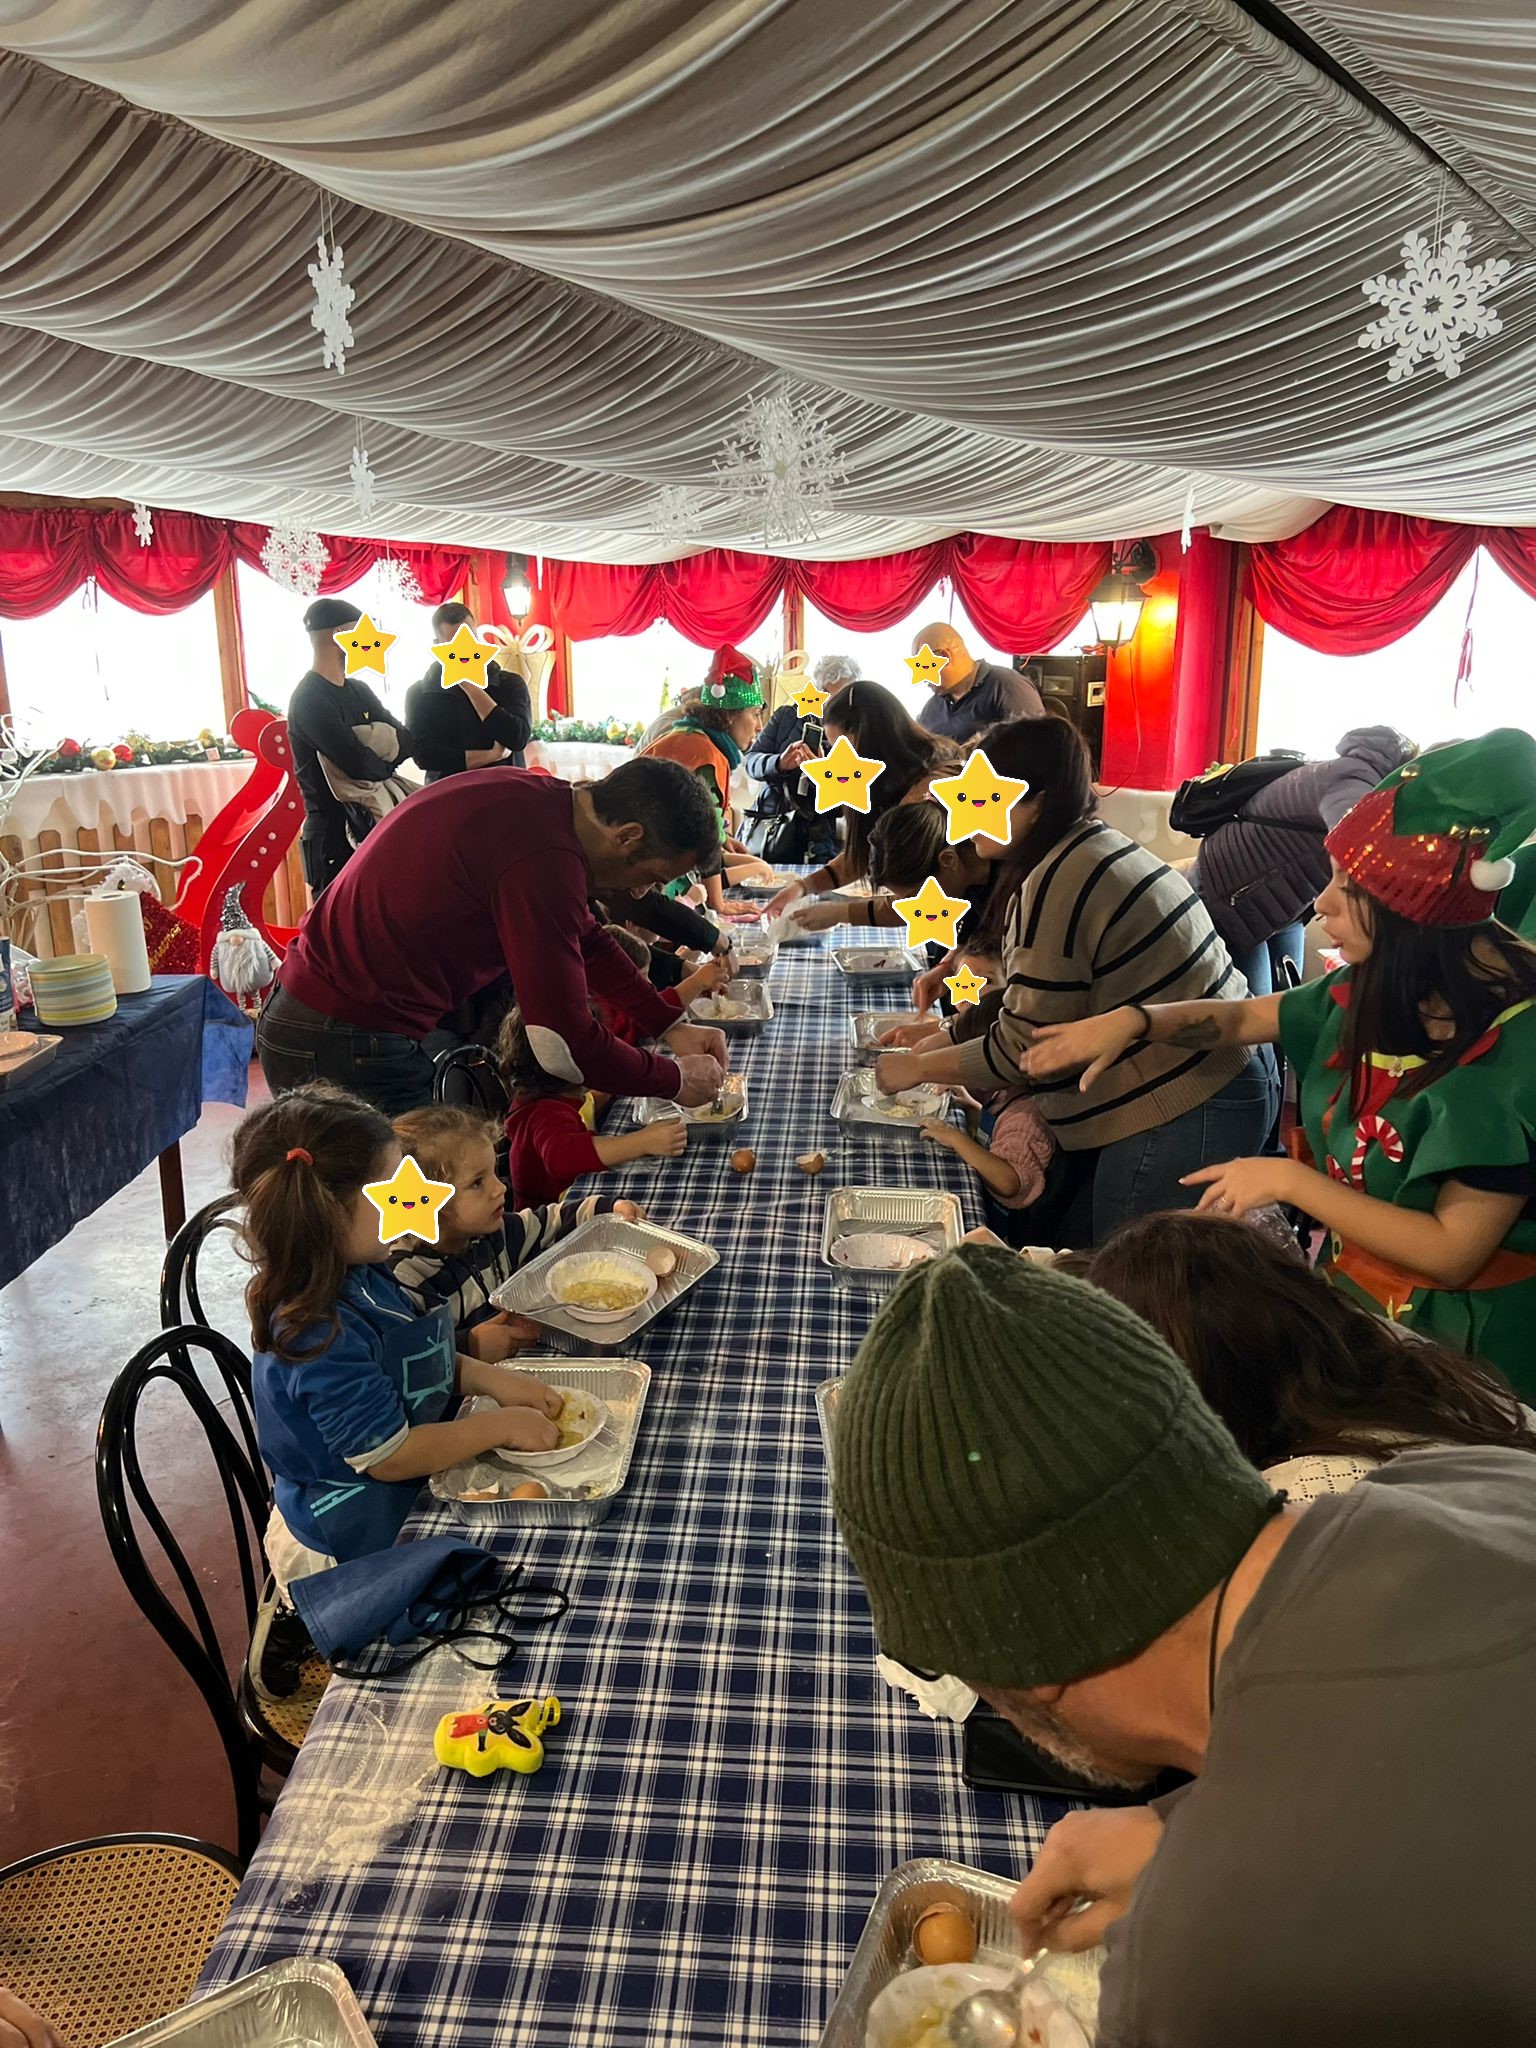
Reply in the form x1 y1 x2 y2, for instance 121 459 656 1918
0 975 252 1290
199 934 1062 2048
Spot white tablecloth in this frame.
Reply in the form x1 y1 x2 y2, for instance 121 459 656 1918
5 760 254 842
524 740 632 782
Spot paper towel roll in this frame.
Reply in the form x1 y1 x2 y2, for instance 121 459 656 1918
86 888 152 994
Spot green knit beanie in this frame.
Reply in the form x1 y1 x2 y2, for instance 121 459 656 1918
831 1246 1277 1688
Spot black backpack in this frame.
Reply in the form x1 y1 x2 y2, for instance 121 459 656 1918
1169 751 1305 839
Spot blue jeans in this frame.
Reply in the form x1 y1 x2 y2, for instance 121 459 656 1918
1085 1051 1280 1243
1232 923 1307 997
257 987 436 1114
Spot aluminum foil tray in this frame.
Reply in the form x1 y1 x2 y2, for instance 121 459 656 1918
688 981 774 1034
815 1375 841 1465
728 930 778 977
830 1068 951 1138
850 1010 924 1064
107 1960 376 2048
633 1072 748 1139
821 1186 963 1288
493 1214 717 1348
831 945 925 981
429 1358 650 1527
731 871 800 897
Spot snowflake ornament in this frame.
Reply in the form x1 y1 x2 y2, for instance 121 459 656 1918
349 440 377 518
131 501 154 548
1359 218 1511 383
307 231 355 375
372 554 422 608
261 522 330 597
651 484 709 549
714 384 846 545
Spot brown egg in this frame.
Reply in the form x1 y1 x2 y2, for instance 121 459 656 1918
730 1147 757 1175
796 1150 826 1176
912 1903 977 1967
510 1480 549 1501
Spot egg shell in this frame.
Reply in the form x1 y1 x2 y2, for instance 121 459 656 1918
730 1147 757 1174
644 1245 678 1278
911 1903 978 1966
510 1481 549 1501
796 1151 826 1175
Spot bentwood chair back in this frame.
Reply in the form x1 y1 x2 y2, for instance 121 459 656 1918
159 1195 250 1385
431 1041 511 1122
95 1327 309 1865
0 1833 242 2048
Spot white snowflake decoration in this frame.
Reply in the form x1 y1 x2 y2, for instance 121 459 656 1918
651 484 709 549
713 384 846 545
131 501 154 548
261 522 330 597
371 554 422 608
1359 218 1511 383
349 441 377 518
307 231 355 375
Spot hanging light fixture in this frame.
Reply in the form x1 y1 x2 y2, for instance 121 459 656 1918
502 551 533 618
1089 540 1158 649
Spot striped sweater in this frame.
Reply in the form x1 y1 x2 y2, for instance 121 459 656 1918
390 1193 614 1340
954 821 1250 1149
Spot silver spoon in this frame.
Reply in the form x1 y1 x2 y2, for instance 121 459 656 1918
945 1988 1019 2048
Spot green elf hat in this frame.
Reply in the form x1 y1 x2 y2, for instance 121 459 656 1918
701 644 764 711
1326 727 1536 928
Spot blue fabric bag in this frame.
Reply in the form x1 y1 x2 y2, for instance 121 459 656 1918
291 1538 570 1674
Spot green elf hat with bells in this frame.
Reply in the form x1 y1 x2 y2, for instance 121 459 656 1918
701 644 764 712
1326 727 1536 928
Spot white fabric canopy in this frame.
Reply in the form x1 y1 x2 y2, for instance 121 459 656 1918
0 1 1531 559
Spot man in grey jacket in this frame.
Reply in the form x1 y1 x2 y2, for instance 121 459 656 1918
1190 726 1414 992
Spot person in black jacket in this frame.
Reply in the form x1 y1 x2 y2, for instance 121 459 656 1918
740 653 856 862
288 597 414 896
404 601 533 780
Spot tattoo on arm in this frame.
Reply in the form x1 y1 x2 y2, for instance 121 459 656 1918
1166 1014 1224 1049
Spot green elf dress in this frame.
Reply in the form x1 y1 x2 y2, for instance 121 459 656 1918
1281 969 1536 1395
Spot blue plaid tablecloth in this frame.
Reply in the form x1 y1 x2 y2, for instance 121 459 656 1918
200 935 1062 2046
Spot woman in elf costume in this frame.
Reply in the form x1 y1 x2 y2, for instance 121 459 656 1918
640 646 765 914
1022 729 1536 1393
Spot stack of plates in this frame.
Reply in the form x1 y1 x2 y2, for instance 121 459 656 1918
29 952 118 1027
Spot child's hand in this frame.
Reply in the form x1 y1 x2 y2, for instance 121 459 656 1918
614 1199 648 1221
490 1371 565 1419
490 1406 561 1454
963 1226 1007 1248
643 1119 689 1159
878 1020 939 1050
919 1119 963 1151
464 1312 543 1362
700 954 734 991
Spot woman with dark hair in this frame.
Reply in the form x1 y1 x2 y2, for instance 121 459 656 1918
762 680 958 926
874 717 1274 1243
1080 1211 1536 1498
1027 730 1536 1389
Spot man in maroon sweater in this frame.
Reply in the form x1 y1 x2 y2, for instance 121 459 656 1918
257 757 729 1113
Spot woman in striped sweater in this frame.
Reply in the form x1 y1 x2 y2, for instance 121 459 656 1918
873 719 1276 1244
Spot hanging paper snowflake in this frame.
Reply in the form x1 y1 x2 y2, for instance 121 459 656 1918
131 501 154 548
307 231 355 375
651 484 709 549
1359 218 1511 383
713 384 846 545
260 522 330 597
349 441 377 518
372 554 422 608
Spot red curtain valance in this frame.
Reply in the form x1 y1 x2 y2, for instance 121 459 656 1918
0 506 471 617
1246 506 1536 654
543 534 1112 650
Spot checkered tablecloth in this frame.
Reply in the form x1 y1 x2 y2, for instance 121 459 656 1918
201 933 1063 2046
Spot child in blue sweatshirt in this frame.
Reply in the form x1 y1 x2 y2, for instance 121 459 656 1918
233 1083 562 1699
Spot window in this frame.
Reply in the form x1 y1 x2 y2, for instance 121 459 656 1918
236 561 444 723
1257 549 1536 759
803 595 1093 722
570 618 782 726
4 586 224 747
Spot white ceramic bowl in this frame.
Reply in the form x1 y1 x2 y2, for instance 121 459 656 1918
490 1386 612 1469
865 1964 1022 2048
544 1250 658 1324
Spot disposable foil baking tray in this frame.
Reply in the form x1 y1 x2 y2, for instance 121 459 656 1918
429 1358 651 1527
820 1186 963 1288
830 1068 951 1138
633 1072 748 1138
688 980 774 1034
815 1375 841 1464
850 1010 924 1064
492 1215 716 1348
831 945 925 981
107 1960 376 2048
728 929 778 976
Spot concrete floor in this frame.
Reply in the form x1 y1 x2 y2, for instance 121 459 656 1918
0 1070 269 1867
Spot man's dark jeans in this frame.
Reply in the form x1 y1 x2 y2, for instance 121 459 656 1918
256 986 435 1114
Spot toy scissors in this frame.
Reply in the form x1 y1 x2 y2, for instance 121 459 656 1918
435 1695 562 1777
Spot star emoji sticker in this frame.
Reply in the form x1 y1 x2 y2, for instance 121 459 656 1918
363 1154 456 1247
434 623 499 689
803 733 886 814
334 613 397 678
944 964 988 1008
904 643 949 689
893 873 971 950
787 679 830 720
929 749 1031 846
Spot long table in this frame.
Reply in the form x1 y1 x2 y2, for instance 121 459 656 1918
199 932 1061 2046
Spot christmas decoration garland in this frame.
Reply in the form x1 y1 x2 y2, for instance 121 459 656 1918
533 716 643 748
22 730 251 775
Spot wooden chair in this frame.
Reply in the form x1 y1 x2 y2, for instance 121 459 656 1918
0 1833 241 2048
431 1041 510 1122
95 1328 328 1865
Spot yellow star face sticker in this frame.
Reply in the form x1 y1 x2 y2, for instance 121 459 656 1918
944 964 988 1009
803 733 886 814
904 643 950 689
788 679 830 720
434 623 499 689
363 1154 456 1247
893 873 971 950
929 749 1032 846
334 613 397 678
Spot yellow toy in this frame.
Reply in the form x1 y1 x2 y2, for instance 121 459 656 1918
434 1695 561 1778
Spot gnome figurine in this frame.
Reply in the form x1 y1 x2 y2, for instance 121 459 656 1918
210 884 277 1013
